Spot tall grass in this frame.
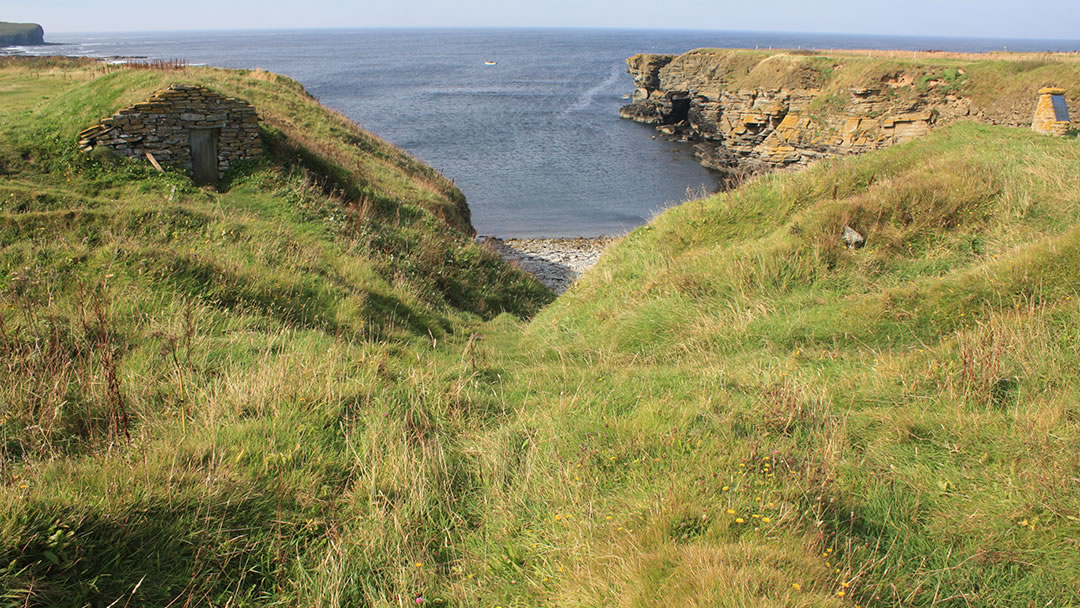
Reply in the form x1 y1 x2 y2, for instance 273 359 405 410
3 58 1080 607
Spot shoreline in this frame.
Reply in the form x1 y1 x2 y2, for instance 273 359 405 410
482 236 614 294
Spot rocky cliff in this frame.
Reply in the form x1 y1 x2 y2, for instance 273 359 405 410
621 49 1080 176
0 22 45 46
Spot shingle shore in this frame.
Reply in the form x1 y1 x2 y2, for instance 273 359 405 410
484 236 612 294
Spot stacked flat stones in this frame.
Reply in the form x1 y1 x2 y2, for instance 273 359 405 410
78 84 261 175
1032 87 1070 137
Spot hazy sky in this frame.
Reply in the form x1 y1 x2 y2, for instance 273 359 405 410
3 0 1078 40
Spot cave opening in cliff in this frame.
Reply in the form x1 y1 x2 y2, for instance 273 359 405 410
663 94 690 125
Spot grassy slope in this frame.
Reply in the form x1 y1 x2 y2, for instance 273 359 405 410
485 121 1080 607
0 58 550 606
3 57 1080 608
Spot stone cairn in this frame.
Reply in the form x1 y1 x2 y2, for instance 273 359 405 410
78 84 262 176
1031 87 1070 137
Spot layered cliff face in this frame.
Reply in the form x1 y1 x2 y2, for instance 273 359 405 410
621 49 1079 175
0 22 45 46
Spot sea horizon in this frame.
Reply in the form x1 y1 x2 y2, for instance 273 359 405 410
32 25 1080 49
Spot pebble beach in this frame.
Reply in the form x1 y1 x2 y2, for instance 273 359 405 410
484 236 613 294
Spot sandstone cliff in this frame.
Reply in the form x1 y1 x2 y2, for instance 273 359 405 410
621 49 1080 175
0 22 45 46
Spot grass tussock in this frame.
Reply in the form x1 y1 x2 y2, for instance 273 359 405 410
2 58 1080 607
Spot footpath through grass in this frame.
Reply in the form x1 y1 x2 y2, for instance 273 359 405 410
2 58 1080 607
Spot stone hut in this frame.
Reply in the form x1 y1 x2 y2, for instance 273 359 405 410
78 85 262 185
1031 87 1070 137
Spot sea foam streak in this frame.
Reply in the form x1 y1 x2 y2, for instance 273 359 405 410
562 62 623 116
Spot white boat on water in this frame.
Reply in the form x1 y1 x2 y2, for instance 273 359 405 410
484 61 497 66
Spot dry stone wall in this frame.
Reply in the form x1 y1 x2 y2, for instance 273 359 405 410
79 85 261 178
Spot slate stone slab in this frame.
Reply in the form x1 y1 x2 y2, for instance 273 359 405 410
1052 95 1070 122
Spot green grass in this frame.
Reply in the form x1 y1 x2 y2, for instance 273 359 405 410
3 57 1080 607
0 58 550 606
509 120 1080 607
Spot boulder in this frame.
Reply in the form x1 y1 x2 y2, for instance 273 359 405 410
842 226 865 249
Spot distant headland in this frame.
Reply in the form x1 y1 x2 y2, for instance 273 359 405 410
0 22 45 47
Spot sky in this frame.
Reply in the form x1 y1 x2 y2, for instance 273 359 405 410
2 0 1079 40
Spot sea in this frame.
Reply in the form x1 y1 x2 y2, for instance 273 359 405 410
6 29 1079 237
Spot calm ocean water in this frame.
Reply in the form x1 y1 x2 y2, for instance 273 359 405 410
9 29 1079 236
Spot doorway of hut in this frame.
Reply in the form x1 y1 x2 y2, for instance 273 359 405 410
189 129 219 186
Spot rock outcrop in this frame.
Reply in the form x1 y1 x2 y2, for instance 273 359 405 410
0 22 45 46
620 49 1076 175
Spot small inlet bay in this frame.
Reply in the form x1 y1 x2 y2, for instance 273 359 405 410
16 28 1080 236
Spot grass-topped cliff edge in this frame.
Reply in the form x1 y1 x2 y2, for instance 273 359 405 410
3 56 1080 607
0 23 45 47
628 47 1080 123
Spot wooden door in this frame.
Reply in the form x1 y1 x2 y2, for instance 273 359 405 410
189 129 219 186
